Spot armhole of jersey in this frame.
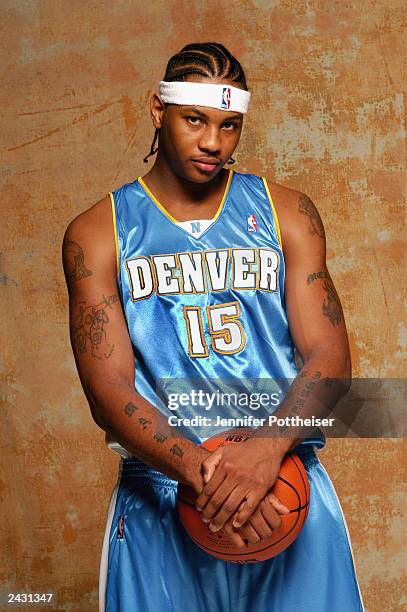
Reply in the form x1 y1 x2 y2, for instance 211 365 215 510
109 191 120 279
262 177 283 252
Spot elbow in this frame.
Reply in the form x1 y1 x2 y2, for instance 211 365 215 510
333 349 352 398
82 377 111 432
90 404 110 431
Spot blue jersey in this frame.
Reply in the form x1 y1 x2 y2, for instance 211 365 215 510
110 169 324 447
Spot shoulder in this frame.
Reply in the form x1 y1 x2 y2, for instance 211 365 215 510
64 195 112 237
263 178 326 250
62 195 116 279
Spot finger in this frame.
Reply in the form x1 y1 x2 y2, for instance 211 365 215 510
259 496 283 531
237 521 261 544
232 490 264 528
195 461 227 511
223 521 247 549
205 483 245 531
267 492 290 515
201 449 223 486
199 479 235 522
243 511 273 541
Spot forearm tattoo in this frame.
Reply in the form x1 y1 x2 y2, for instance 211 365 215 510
72 293 118 358
298 195 325 239
65 240 93 281
307 270 330 284
154 432 168 443
291 371 321 417
139 417 152 430
170 444 184 458
122 402 176 456
124 402 138 417
322 279 343 326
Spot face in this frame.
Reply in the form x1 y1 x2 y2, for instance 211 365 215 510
150 76 244 183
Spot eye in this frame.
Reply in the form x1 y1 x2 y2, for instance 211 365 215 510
186 116 202 125
223 121 238 130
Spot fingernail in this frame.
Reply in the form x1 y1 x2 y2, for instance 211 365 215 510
201 517 209 523
282 507 290 514
233 521 242 528
195 506 202 512
209 523 219 532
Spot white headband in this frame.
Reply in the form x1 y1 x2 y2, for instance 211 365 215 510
159 81 250 114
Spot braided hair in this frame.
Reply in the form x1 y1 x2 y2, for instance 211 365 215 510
143 42 248 163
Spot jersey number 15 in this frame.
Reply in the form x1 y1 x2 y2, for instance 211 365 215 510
183 301 246 358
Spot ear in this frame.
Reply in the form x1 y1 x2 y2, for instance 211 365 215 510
150 93 166 129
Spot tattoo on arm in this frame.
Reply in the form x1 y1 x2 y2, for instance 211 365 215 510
307 270 330 284
322 279 343 326
278 371 321 432
72 294 118 359
306 272 344 326
170 444 184 458
124 402 138 417
138 417 152 430
65 240 93 281
154 432 168 444
298 195 325 239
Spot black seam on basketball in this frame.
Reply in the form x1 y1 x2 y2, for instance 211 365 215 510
288 454 309 502
288 453 310 506
276 475 301 509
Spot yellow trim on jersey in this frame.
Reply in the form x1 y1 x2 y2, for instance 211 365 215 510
262 177 283 252
213 168 233 221
138 169 233 224
137 177 178 223
109 191 120 278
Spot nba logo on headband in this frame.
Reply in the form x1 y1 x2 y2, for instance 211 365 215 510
159 81 250 113
221 87 231 109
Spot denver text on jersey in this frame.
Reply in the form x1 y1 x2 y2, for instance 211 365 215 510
125 247 280 300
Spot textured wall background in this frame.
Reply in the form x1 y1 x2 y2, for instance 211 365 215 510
1 1 406 610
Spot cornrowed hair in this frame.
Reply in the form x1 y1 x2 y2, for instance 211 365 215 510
143 42 248 163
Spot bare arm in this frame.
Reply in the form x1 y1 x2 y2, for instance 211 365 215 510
250 189 352 454
62 197 208 492
195 186 352 534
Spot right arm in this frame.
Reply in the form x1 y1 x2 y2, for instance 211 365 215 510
62 196 209 493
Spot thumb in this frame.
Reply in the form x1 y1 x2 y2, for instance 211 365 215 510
202 448 223 484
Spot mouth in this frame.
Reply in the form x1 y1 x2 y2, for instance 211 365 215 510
191 159 221 173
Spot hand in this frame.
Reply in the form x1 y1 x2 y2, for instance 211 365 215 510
220 492 290 549
195 438 288 533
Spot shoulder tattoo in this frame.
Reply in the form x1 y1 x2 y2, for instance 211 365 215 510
65 239 93 281
298 194 325 239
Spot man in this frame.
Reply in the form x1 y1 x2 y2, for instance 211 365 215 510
63 42 364 611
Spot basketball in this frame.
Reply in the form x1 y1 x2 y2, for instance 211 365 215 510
177 429 310 563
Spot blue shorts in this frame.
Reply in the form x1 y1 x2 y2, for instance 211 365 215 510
99 446 364 611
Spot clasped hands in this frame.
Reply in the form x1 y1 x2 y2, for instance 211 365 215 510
195 438 289 549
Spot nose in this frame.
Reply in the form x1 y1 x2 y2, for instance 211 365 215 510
198 125 221 154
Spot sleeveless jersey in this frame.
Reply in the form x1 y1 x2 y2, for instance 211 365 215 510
107 170 325 453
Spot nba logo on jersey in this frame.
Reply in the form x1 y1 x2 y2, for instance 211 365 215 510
247 213 258 232
221 87 231 109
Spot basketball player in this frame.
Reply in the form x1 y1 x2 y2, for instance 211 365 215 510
62 43 364 611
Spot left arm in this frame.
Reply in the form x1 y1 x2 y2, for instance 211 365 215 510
195 188 351 535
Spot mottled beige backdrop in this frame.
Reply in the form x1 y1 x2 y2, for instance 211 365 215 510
1 1 406 611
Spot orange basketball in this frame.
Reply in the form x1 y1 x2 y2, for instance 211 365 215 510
177 428 310 563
